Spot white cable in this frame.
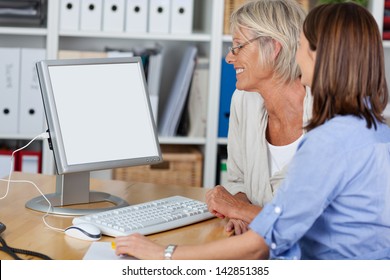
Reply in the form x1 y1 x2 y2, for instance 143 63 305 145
0 132 64 233
1 132 45 200
0 178 64 232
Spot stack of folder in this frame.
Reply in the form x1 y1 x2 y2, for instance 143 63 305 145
0 47 46 135
59 0 194 34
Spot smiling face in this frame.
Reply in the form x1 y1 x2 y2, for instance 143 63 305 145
225 29 275 93
296 32 316 87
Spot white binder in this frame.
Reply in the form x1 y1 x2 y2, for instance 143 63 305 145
18 151 42 174
0 150 14 179
18 48 46 135
147 51 163 122
80 0 103 31
59 0 81 31
125 0 148 33
170 0 193 34
149 0 171 33
159 46 197 136
103 0 125 32
0 48 20 134
188 57 209 137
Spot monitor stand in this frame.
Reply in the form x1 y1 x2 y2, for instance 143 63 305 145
25 172 129 216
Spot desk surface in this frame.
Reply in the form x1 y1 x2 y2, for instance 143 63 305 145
0 172 228 260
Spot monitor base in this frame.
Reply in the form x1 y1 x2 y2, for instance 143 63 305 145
25 172 128 216
25 191 129 216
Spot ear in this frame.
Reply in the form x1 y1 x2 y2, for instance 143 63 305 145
272 40 282 59
309 49 316 63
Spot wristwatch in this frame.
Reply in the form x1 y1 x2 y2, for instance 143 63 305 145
164 244 177 260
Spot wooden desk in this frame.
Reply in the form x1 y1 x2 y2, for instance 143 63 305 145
0 172 228 260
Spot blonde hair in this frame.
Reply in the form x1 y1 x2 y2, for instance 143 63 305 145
230 0 306 84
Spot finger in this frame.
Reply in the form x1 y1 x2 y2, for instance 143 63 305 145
214 212 225 219
114 233 142 250
234 224 242 235
114 241 133 256
237 221 249 234
115 246 131 256
230 219 248 235
225 220 234 232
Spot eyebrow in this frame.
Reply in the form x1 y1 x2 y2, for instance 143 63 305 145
232 37 246 43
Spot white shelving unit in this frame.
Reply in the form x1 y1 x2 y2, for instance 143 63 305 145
1 0 389 187
0 0 225 187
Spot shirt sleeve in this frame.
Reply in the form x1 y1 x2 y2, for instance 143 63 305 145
224 91 246 195
249 130 348 259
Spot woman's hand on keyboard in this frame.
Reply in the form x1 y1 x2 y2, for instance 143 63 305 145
114 233 164 260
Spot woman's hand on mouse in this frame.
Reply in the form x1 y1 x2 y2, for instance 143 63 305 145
114 233 165 260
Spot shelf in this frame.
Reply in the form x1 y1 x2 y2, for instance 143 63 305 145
383 40 390 48
59 30 212 42
0 27 47 36
0 134 45 141
217 138 228 145
159 136 207 145
222 34 232 42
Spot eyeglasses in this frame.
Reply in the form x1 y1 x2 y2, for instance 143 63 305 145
228 36 261 55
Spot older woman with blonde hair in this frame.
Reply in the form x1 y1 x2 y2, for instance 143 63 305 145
206 0 311 234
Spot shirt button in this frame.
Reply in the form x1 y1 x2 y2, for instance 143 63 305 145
271 243 277 250
274 206 282 214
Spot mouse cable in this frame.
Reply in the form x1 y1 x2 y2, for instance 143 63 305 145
0 131 49 200
0 132 64 233
0 235 52 260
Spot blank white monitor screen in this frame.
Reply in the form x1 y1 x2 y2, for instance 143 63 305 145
40 57 161 174
26 57 162 215
49 62 158 167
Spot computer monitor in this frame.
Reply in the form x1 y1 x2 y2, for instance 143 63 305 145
25 57 162 215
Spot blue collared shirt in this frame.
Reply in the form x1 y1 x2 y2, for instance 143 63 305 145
250 115 390 259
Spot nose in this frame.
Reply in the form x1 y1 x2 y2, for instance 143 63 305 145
225 51 234 64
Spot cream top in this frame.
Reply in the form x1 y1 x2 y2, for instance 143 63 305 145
267 134 304 177
224 87 312 206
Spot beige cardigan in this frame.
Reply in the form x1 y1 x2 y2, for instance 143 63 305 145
225 88 313 207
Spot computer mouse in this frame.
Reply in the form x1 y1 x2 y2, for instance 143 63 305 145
64 223 102 241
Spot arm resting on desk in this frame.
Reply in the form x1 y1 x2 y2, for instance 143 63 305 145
114 230 269 260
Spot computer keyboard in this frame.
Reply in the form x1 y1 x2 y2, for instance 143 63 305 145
72 195 215 237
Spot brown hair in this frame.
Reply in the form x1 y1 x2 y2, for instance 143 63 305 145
303 3 388 131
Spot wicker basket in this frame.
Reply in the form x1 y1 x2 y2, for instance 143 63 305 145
113 145 203 187
223 0 246 34
223 1 311 34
